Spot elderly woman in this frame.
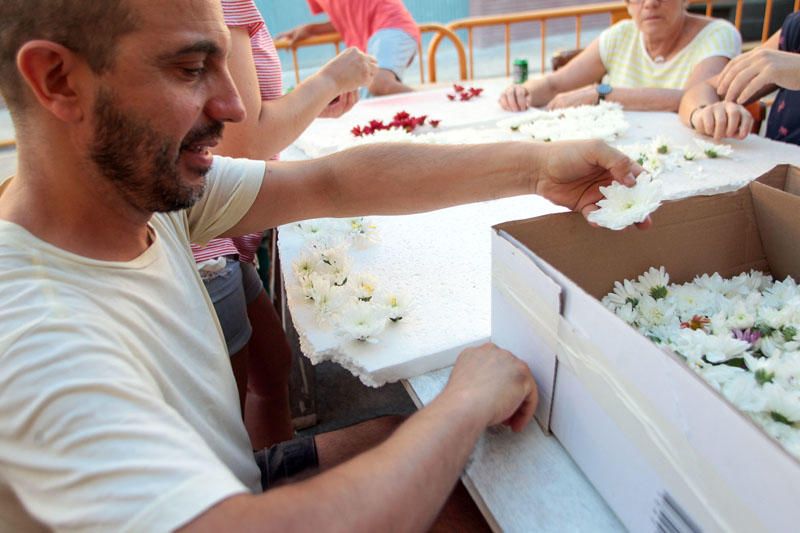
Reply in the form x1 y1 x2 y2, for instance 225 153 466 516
500 0 741 112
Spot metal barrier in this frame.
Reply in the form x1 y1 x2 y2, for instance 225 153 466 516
439 1 799 80
690 0 800 42
274 23 467 85
439 2 630 80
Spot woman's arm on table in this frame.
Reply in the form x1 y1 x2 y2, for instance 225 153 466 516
500 40 606 111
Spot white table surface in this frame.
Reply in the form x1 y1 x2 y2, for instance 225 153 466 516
280 84 800 387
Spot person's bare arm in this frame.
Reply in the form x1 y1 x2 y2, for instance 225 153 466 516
223 139 641 237
679 53 763 140
215 28 376 160
179 343 537 532
276 21 337 46
716 31 798 104
500 39 607 111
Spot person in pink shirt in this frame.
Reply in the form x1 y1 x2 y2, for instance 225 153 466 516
203 0 376 450
279 0 420 96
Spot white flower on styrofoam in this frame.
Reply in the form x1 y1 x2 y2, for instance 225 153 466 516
337 300 389 343
305 273 348 318
587 173 663 230
694 139 733 159
682 148 699 161
316 245 351 286
651 136 671 155
293 251 321 283
354 273 378 302
344 217 380 248
378 291 411 322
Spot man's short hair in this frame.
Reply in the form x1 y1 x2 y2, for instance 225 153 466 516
0 0 138 112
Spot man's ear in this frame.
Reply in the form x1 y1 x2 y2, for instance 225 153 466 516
16 40 86 123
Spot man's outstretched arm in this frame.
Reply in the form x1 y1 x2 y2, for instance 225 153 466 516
224 139 641 237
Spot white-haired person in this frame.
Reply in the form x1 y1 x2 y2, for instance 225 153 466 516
500 0 741 113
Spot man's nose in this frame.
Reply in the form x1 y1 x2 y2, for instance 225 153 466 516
206 71 246 124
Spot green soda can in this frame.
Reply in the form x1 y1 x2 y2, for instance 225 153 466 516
512 59 528 84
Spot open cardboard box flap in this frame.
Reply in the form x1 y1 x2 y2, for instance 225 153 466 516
497 164 800 299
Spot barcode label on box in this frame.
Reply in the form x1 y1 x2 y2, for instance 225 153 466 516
653 492 701 533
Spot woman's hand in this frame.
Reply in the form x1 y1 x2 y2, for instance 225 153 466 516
319 91 358 118
499 84 532 112
276 24 313 47
717 48 800 104
690 101 753 141
546 85 598 110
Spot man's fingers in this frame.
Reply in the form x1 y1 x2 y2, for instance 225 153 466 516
507 390 538 433
586 140 638 184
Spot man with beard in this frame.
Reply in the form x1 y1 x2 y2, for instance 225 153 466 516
0 0 645 531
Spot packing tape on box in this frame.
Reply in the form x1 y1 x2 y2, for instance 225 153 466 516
493 274 765 532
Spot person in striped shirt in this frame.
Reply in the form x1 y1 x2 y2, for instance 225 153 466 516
500 0 742 114
197 0 377 449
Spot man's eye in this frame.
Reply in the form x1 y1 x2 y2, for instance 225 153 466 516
181 67 205 78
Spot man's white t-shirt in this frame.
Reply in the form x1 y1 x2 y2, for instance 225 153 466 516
0 156 266 532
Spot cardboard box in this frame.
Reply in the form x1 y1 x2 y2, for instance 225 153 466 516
491 165 800 532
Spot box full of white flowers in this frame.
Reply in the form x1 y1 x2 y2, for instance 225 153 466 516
491 165 800 533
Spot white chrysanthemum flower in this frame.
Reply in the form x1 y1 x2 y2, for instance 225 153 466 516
316 245 351 286
587 173 663 230
637 266 670 299
293 251 321 284
605 278 643 309
672 328 749 364
764 383 800 424
763 278 800 307
699 363 746 390
616 302 638 324
651 136 671 155
692 272 727 294
378 291 411 322
694 139 733 159
353 273 379 302
336 300 389 343
635 295 677 328
344 217 381 248
721 372 769 412
682 147 699 161
295 219 336 240
726 300 756 330
306 273 348 318
668 285 719 319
